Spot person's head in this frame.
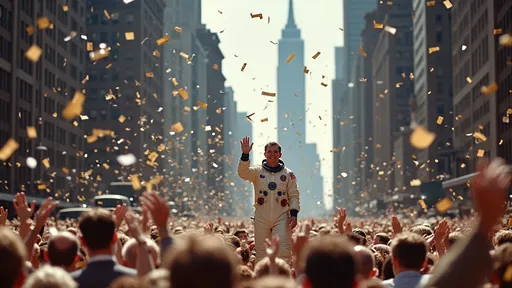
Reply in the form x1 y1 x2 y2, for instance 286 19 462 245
380 256 394 280
491 243 512 286
264 142 282 166
45 232 80 271
446 232 463 249
253 257 291 279
410 225 433 238
238 265 255 282
494 230 512 247
23 265 77 288
301 236 359 288
372 244 391 260
144 268 169 288
121 238 161 269
164 234 238 288
110 276 150 288
225 234 241 249
78 208 117 252
373 233 391 246
390 233 427 274
346 232 366 246
0 227 27 288
354 245 378 279
234 229 249 242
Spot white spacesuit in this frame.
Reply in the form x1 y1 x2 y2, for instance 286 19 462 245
238 155 300 263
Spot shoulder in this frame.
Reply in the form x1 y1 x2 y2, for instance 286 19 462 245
114 264 137 276
382 278 394 286
284 168 296 179
70 269 83 279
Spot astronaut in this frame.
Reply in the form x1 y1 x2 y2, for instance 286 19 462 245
237 136 300 263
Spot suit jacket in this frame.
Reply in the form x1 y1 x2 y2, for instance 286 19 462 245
71 258 137 288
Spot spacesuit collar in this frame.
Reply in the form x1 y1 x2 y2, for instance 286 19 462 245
262 159 285 173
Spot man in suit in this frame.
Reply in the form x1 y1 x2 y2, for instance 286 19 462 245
45 231 80 272
71 208 136 287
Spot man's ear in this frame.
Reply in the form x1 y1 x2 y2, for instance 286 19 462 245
43 249 49 262
370 267 378 278
111 231 118 244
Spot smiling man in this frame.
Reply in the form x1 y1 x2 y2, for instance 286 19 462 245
238 136 301 263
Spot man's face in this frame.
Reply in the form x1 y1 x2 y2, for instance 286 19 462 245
264 145 282 165
238 232 248 242
373 235 383 245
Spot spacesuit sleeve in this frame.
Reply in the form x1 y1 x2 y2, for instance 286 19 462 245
237 155 258 183
287 172 300 213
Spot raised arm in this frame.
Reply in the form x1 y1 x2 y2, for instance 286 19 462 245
237 136 258 182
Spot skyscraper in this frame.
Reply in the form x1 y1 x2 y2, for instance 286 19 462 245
413 0 454 182
277 0 323 216
332 46 346 208
0 0 86 202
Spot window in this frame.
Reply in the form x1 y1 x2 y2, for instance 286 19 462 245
436 31 443 43
126 12 135 24
100 32 108 43
0 35 12 62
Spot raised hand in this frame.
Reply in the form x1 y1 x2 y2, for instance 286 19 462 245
265 235 280 263
113 203 127 229
140 191 170 230
13 192 36 223
0 206 7 226
240 136 253 154
336 207 347 234
125 211 145 243
34 197 59 226
391 215 403 236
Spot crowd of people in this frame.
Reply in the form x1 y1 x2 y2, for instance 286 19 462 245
0 157 511 288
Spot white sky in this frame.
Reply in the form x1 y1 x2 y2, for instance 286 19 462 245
202 0 344 209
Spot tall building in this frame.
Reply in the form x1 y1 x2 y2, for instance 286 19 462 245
413 0 454 182
277 0 323 217
196 27 228 215
496 0 512 163
234 111 253 217
451 0 498 175
223 87 237 215
371 0 414 198
163 0 209 203
0 0 86 202
332 46 345 207
83 0 166 197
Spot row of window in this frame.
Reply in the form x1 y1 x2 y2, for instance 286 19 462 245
0 35 12 62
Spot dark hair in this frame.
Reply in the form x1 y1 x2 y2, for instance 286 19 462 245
381 256 395 280
48 237 79 267
391 233 427 271
234 229 248 238
264 142 281 152
303 236 358 288
0 227 27 288
347 232 366 246
79 208 116 250
375 233 391 245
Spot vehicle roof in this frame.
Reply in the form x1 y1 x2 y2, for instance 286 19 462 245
59 208 91 213
94 195 130 200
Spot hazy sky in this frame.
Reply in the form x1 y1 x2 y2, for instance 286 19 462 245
202 0 344 209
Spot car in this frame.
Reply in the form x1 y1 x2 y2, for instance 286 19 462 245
57 208 91 220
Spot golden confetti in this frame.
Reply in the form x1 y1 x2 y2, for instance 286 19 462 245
125 32 135 40
436 116 444 125
466 77 472 83
241 63 247 72
62 91 86 121
0 139 19 161
42 158 50 169
171 122 184 133
312 51 321 59
494 28 503 35
103 9 110 19
131 175 141 191
384 26 397 35
374 21 383 29
358 47 367 57
410 126 436 150
213 64 219 70
26 127 37 139
250 13 263 19
178 88 189 100
26 25 34 36
435 198 453 213
62 5 69 11
443 0 453 9
86 42 93 51
145 72 154 78
179 52 189 59
261 91 276 97
426 1 436 6
153 50 160 57
473 131 487 142
174 26 183 33
25 45 43 63
285 52 296 63
321 83 328 87
156 35 170 46
428 46 440 54
481 82 498 96
499 34 512 47
37 17 50 29
89 48 110 61
118 115 126 123
171 78 179 86
304 66 310 74
410 179 422 187
196 101 208 109
260 118 269 122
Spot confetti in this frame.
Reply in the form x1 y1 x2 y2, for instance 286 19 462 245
62 5 69 11
494 29 503 35
285 52 296 63
443 0 453 9
428 46 440 54
499 34 512 47
241 63 247 72
171 122 184 133
196 101 208 109
466 77 472 83
246 113 255 122
410 179 422 187
37 17 50 29
174 26 183 33
384 26 396 35
89 48 110 61
117 154 136 166
62 91 86 120
312 51 321 59
261 91 276 97
26 25 34 36
118 115 126 123
436 116 444 125
504 265 512 282
481 82 498 95
178 88 189 100
179 52 189 59
0 139 19 161
25 45 43 63
321 83 328 87
213 64 219 70
103 9 110 19
304 66 310 74
125 32 135 40
145 72 154 78
171 78 179 86
156 35 170 46
358 47 367 57
462 45 467 50
477 149 485 157
26 126 37 139
373 21 383 29
26 157 37 169
473 131 487 142
153 50 160 57
131 175 141 191
86 42 93 51
250 13 263 19
42 158 50 168
426 0 436 6
260 118 268 122
435 198 453 213
410 126 436 150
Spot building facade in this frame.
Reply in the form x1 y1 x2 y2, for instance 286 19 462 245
413 0 454 182
0 0 86 202
332 46 345 207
